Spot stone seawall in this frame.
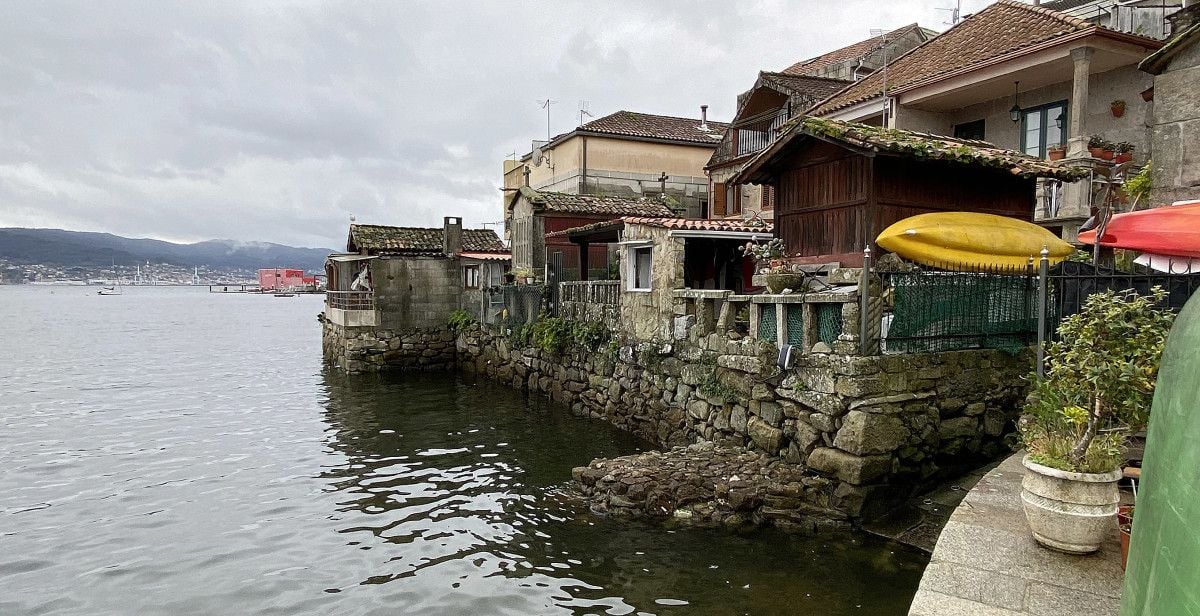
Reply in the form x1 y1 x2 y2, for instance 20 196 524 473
320 317 456 373
456 326 1030 520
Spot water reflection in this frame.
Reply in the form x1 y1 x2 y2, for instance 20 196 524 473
317 370 928 615
0 287 926 616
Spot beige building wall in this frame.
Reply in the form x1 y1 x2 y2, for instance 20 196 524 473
894 65 1153 159
510 135 715 218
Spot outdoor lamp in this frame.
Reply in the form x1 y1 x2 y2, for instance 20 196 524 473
1009 81 1021 122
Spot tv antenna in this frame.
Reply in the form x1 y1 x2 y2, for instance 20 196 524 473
538 98 557 140
935 0 962 26
578 100 594 126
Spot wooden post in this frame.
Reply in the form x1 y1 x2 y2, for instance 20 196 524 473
579 241 590 281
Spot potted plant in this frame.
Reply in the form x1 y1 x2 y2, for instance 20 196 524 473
1019 287 1173 554
1048 144 1067 161
1111 99 1127 118
1114 141 1135 164
510 267 536 285
1087 135 1107 159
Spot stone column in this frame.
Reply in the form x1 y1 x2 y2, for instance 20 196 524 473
1066 46 1094 157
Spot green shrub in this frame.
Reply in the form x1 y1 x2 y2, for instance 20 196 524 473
447 309 476 332
1022 287 1173 472
517 316 614 356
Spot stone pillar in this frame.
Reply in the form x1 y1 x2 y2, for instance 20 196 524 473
1066 47 1094 158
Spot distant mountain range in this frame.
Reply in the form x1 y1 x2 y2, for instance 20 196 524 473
0 228 335 272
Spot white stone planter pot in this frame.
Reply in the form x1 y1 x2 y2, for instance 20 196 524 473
1021 455 1122 554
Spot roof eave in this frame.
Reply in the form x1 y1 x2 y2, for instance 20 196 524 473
573 129 724 148
890 27 1162 98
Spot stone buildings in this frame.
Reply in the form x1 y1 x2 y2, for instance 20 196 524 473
503 109 728 223
324 217 507 331
1140 5 1200 205
505 186 673 279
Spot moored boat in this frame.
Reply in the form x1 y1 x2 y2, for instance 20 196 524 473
876 211 1074 271
1077 200 1200 258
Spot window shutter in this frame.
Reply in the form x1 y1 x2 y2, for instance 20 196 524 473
713 182 726 217
762 185 775 210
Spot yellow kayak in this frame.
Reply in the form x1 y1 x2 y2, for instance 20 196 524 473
876 212 1074 271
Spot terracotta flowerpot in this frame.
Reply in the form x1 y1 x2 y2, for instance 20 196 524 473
1111 104 1126 118
1048 149 1066 161
1100 149 1116 161
1115 153 1133 164
1089 146 1107 159
1118 504 1133 570
1021 455 1122 554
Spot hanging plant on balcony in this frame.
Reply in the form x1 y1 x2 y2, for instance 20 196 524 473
1110 99 1127 118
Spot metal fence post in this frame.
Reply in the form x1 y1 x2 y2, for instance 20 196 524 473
1036 245 1049 379
859 245 872 356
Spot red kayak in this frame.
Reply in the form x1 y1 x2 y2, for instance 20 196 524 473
1078 200 1200 258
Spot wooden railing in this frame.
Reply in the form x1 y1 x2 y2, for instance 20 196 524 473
558 280 619 328
559 280 619 306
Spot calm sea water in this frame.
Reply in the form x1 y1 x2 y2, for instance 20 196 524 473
0 286 927 615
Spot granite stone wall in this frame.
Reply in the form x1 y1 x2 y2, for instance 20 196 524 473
456 326 1030 519
320 317 456 374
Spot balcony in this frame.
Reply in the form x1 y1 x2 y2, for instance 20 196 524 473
325 290 378 327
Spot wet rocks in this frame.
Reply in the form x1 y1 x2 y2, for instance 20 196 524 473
572 443 846 532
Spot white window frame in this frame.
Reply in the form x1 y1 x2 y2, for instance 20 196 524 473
624 243 654 292
463 264 480 289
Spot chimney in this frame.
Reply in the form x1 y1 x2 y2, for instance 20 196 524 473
443 216 463 256
699 105 709 131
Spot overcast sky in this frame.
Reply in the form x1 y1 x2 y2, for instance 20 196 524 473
0 0 997 249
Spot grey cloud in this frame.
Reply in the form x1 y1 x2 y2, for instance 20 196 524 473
0 1 992 248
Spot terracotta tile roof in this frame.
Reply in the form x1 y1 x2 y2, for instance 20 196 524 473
757 72 852 102
515 186 676 217
348 224 505 255
808 1 1098 116
577 110 728 145
547 216 773 238
736 116 1091 183
782 23 927 76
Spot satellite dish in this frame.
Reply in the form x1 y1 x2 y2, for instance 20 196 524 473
533 147 545 166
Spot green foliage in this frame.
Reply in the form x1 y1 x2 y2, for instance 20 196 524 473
635 342 666 369
698 365 738 403
1022 287 1174 472
1123 160 1152 205
447 309 476 332
515 316 613 356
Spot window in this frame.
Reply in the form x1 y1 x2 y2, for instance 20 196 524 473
463 265 479 289
1021 101 1068 158
712 182 726 217
761 185 775 210
726 183 741 216
627 246 653 291
953 119 985 141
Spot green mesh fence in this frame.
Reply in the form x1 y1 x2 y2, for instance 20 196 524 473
885 271 1036 354
757 304 777 342
816 303 843 346
786 304 804 346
